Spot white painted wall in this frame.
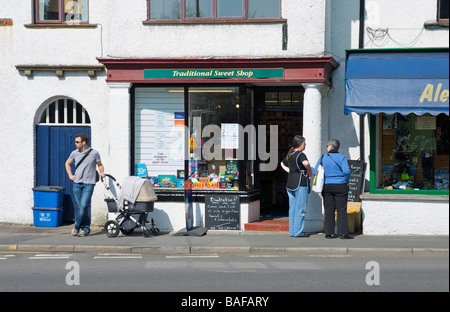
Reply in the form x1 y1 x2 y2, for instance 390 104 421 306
106 0 327 58
0 0 109 224
362 199 449 235
0 0 448 234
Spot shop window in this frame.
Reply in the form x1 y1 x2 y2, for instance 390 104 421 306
438 0 449 23
34 0 89 24
146 0 282 23
134 86 255 191
134 88 185 187
374 113 449 193
189 87 250 190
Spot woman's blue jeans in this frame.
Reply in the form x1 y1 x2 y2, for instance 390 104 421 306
72 183 95 233
287 186 308 237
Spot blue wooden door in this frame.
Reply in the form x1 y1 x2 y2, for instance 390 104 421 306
36 126 91 222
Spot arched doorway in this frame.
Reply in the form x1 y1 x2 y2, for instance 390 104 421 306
35 97 91 222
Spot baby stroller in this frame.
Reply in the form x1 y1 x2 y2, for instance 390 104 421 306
102 174 160 238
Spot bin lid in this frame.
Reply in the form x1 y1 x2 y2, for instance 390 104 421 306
32 206 64 211
32 186 65 192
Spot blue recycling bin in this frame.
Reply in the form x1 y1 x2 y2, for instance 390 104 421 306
32 186 65 227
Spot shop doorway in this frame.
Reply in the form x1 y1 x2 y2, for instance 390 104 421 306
35 98 91 222
257 88 304 217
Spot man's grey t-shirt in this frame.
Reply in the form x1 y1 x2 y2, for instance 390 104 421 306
69 148 101 184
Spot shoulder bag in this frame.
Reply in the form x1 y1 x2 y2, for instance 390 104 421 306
75 148 100 182
327 153 345 176
312 154 325 193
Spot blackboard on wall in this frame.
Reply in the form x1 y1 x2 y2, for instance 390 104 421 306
347 160 366 202
205 195 240 230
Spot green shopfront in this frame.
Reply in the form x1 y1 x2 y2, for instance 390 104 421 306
344 48 449 235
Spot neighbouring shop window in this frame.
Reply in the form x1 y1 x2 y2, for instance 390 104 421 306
35 0 89 23
376 113 449 192
147 0 282 22
438 0 449 23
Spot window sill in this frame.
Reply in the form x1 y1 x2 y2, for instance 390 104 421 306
154 188 260 203
361 192 449 201
24 23 98 29
142 19 287 25
424 21 449 29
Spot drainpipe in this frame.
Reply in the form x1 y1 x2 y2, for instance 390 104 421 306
359 0 365 161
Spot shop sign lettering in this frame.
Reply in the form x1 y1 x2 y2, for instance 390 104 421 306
419 83 449 103
144 68 283 79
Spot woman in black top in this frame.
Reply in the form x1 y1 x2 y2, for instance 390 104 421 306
281 135 312 238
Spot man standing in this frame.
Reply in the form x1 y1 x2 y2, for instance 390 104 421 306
65 133 106 237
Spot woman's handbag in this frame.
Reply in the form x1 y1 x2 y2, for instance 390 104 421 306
312 155 325 193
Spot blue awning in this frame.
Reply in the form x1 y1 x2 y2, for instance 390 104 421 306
345 49 449 116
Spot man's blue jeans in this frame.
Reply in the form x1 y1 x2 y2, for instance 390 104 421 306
72 183 95 233
287 186 308 237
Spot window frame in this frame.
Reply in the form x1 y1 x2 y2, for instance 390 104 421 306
438 0 449 23
369 114 449 196
131 84 255 192
34 0 89 24
145 0 285 24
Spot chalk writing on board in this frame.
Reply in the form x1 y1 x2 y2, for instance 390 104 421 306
205 195 240 230
347 160 365 202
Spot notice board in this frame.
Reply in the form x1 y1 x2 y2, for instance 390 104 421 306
347 160 366 202
205 195 240 230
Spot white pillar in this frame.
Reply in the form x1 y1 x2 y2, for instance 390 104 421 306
107 82 131 182
302 83 329 233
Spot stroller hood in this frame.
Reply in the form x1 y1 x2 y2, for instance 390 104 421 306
136 179 158 202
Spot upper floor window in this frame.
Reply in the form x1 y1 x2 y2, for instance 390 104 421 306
438 0 449 23
34 0 88 24
147 0 282 23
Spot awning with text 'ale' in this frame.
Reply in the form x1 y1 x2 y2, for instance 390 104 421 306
344 48 449 116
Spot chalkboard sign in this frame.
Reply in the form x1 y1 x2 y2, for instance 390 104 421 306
347 160 366 202
205 195 240 230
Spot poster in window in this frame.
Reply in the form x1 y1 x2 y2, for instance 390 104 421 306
416 116 436 130
221 123 239 149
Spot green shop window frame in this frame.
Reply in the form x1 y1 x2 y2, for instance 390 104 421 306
368 114 449 195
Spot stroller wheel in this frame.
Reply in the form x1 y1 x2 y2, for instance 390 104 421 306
104 220 120 238
151 227 160 235
143 228 152 238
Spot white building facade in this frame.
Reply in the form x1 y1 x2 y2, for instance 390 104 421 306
0 0 448 234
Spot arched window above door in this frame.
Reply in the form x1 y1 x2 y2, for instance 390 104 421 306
38 98 91 125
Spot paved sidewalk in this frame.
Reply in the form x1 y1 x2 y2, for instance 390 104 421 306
0 223 448 256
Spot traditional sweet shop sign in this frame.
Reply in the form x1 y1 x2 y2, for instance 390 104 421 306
144 68 284 79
